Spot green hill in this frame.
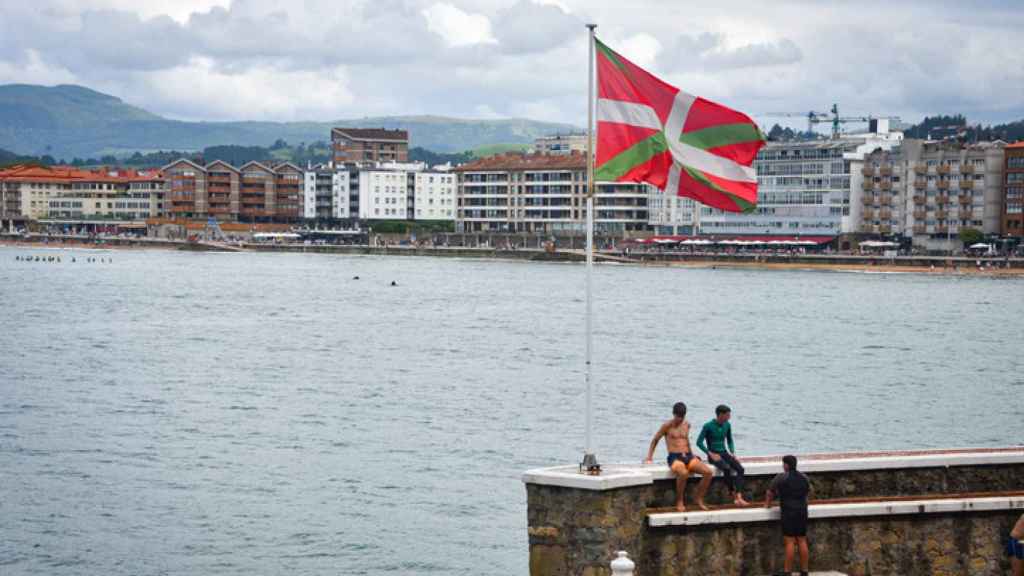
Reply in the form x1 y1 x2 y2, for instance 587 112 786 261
0 84 578 159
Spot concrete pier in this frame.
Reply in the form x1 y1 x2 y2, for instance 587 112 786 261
523 447 1024 576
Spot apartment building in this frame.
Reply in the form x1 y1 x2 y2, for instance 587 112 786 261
858 147 908 237
0 165 164 221
303 168 351 220
1004 142 1024 238
163 159 305 223
331 128 409 165
647 193 696 234
534 133 587 155
413 171 456 221
203 160 240 221
453 152 651 235
700 127 903 239
164 159 208 220
358 169 410 220
900 139 1005 251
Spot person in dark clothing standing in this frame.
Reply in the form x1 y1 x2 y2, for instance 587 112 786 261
696 404 749 506
765 455 811 576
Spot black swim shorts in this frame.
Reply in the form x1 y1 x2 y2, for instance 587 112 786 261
781 508 808 537
667 452 695 467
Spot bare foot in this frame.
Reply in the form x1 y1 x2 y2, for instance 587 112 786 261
695 500 710 511
675 502 686 512
734 496 750 506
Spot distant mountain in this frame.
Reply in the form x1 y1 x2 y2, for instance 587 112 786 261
0 84 578 159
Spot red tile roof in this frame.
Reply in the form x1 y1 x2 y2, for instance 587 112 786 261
0 164 163 183
453 152 586 172
1006 141 1024 149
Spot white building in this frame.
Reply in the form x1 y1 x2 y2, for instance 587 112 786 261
647 192 696 234
303 169 352 220
454 153 651 234
359 169 410 220
413 172 456 220
699 126 903 238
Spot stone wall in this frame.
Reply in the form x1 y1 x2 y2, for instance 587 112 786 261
645 512 1017 576
525 452 1024 576
649 463 1024 509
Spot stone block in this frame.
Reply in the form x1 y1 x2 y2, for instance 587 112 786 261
530 544 567 576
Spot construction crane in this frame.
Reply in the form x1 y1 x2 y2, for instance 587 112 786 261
762 104 901 139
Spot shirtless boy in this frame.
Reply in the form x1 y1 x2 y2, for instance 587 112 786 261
1009 512 1024 576
644 402 714 511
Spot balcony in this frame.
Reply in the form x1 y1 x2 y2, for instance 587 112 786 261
959 195 973 205
914 179 926 190
861 194 876 205
880 209 893 220
880 195 894 206
862 208 875 220
937 180 949 190
913 224 926 234
879 224 893 234
913 195 926 205
859 224 876 233
935 194 950 205
936 210 949 220
880 166 893 176
937 165 951 175
862 180 874 191
861 165 875 177
961 163 975 174
960 179 974 190
913 210 927 220
240 208 274 217
208 206 233 215
880 180 893 191
936 225 949 234
959 209 974 220
913 164 926 175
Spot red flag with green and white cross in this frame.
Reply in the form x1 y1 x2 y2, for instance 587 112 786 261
594 38 765 213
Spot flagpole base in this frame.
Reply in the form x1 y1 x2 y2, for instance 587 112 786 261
580 452 602 476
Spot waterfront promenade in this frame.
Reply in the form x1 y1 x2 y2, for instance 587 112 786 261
4 233 1024 275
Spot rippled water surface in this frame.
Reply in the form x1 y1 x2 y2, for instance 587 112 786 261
2 246 1022 575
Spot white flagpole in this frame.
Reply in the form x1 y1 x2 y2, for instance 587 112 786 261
582 23 599 474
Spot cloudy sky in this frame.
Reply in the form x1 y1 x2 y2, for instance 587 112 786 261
1 0 1022 128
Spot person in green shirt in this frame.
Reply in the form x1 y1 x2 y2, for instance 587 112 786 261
696 404 750 506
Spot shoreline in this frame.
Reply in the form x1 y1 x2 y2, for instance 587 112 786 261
3 237 1022 277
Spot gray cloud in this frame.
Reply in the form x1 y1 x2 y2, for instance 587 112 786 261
62 10 192 71
493 1 580 54
0 0 1021 126
702 38 802 69
658 33 802 71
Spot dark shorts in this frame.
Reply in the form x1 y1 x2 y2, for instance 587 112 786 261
781 508 808 537
1008 537 1024 560
667 452 695 467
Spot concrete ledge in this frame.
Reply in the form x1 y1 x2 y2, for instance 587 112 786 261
522 465 652 490
648 493 1024 527
523 447 1024 491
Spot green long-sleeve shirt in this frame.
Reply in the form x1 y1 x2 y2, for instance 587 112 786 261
696 419 735 455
